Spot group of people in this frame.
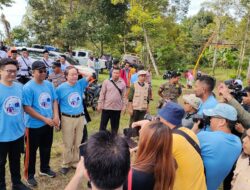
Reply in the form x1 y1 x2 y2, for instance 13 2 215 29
67 66 250 190
0 56 91 190
1 50 250 190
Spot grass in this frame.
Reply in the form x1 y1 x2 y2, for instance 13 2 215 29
5 67 239 189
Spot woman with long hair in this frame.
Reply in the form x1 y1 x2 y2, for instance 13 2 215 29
124 120 176 190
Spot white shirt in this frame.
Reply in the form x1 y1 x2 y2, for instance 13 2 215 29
17 56 33 77
0 50 8 59
41 58 53 68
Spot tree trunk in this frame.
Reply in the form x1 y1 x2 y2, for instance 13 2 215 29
143 27 159 76
237 14 250 78
69 0 73 13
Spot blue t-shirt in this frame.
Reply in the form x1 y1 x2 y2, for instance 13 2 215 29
0 82 25 142
130 73 138 84
23 80 57 128
197 131 242 190
198 95 218 115
198 95 218 131
56 78 88 115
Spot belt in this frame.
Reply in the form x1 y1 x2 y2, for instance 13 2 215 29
61 112 84 118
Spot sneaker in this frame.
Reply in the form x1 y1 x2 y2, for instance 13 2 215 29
60 167 70 175
12 182 31 190
26 178 37 187
39 169 56 178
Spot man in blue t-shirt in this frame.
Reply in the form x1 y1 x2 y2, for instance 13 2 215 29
0 58 30 190
194 75 218 130
23 61 59 187
192 103 242 190
56 66 90 175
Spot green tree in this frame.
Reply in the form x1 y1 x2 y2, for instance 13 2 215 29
10 26 29 43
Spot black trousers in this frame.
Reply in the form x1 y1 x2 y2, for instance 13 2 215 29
129 110 147 127
0 136 24 188
17 76 30 85
99 109 121 134
24 125 53 180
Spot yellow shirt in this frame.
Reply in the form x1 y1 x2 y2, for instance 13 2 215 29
173 127 207 190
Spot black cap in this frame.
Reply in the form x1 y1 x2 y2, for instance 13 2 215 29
11 50 17 53
21 48 28 51
43 50 49 54
52 62 61 67
32 61 46 70
170 71 181 78
0 58 18 67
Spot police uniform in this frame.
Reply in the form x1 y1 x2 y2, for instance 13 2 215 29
17 56 33 84
41 58 53 69
158 81 182 108
0 50 8 59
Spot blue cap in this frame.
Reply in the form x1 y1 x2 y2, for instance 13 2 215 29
203 103 237 121
158 102 185 126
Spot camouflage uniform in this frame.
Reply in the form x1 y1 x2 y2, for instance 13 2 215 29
158 81 182 108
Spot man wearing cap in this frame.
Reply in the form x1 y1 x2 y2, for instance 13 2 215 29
0 58 31 190
56 66 91 175
60 55 70 72
23 61 59 187
98 67 126 134
41 50 53 74
158 71 182 108
192 103 242 190
132 102 207 190
48 62 66 88
231 128 250 190
182 94 202 129
17 48 33 84
128 70 150 127
130 64 144 85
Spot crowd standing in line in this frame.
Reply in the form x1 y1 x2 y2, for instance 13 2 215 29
1 46 250 190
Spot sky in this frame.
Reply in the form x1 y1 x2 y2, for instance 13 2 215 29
0 0 204 33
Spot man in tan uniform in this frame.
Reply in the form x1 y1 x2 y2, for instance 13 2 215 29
128 70 150 127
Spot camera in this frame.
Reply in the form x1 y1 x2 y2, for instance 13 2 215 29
192 114 210 129
163 70 181 80
224 79 247 103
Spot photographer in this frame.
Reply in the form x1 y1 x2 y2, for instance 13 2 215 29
192 103 242 190
218 83 250 129
65 131 130 190
132 102 206 190
158 71 182 108
181 94 202 129
124 120 176 190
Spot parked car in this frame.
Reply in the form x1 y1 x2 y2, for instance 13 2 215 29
72 49 106 71
122 53 141 65
16 47 95 77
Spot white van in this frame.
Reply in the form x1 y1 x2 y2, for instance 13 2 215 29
72 49 106 71
72 50 92 66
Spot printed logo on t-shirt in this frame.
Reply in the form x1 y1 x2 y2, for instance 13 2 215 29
39 92 51 109
68 92 81 108
4 96 21 116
